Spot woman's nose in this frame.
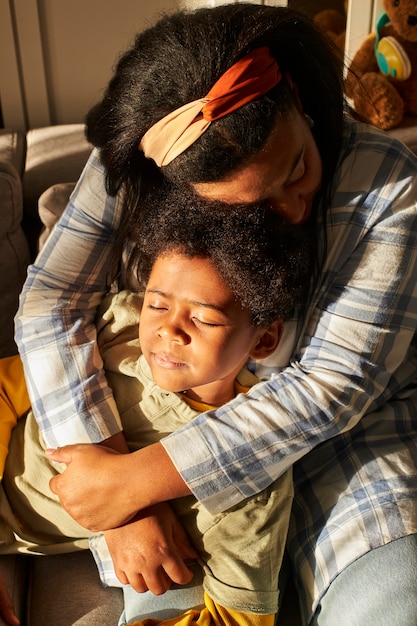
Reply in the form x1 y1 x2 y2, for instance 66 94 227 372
266 194 307 224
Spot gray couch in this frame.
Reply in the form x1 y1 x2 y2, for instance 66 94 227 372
0 124 93 358
0 125 124 625
0 130 30 359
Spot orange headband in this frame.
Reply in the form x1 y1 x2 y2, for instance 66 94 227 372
139 47 282 167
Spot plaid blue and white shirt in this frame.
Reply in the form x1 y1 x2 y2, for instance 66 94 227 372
16 118 417 623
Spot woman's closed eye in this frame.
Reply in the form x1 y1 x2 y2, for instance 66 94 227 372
286 157 307 187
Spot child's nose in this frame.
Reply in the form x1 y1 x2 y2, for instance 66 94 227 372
157 321 190 344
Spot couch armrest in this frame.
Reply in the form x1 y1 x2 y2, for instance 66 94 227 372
23 124 91 220
0 129 26 178
22 124 91 259
0 160 30 358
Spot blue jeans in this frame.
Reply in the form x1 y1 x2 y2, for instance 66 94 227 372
119 535 417 625
311 534 417 626
119 562 204 625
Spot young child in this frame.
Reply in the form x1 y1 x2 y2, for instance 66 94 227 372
0 190 312 625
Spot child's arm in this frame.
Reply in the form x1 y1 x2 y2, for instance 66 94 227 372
101 504 199 593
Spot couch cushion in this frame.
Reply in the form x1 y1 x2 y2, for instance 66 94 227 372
387 116 417 155
27 551 124 626
23 124 91 219
22 124 92 259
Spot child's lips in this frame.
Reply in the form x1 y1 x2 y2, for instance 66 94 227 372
153 353 187 369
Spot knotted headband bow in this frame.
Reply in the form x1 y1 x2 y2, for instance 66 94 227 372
139 47 282 167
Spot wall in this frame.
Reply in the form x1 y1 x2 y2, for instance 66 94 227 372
1 0 186 131
0 0 379 132
39 0 184 125
1 0 280 131
345 0 383 63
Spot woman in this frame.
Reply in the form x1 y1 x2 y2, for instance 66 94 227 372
17 4 417 625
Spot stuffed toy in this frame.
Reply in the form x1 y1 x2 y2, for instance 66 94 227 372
345 0 417 130
314 8 346 54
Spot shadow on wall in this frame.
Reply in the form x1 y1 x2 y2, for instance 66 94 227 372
288 0 345 18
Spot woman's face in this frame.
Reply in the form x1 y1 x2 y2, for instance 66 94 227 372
192 109 322 225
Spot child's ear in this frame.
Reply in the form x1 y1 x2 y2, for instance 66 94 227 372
249 319 283 361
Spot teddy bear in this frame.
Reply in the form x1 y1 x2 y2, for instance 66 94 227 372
344 0 417 130
314 8 346 54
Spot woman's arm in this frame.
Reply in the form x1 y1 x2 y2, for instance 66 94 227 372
48 129 417 523
48 442 190 529
15 150 124 448
160 132 417 515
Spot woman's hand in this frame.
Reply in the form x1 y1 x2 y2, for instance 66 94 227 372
104 503 198 594
0 573 20 625
48 444 139 529
47 442 190 531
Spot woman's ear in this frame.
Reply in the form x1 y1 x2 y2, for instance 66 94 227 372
249 319 283 361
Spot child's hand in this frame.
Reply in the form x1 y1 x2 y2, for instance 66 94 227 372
0 573 20 625
104 503 199 594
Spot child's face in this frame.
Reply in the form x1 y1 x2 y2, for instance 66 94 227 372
139 251 269 406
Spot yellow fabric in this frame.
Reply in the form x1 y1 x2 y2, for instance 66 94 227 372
234 380 250 396
182 382 250 413
130 592 274 626
0 355 30 479
181 393 217 413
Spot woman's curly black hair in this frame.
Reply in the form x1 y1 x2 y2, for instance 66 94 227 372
86 3 344 200
126 186 313 327
89 4 342 289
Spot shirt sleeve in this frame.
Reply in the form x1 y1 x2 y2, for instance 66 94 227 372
15 149 124 447
162 127 417 514
88 533 123 588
